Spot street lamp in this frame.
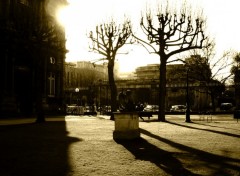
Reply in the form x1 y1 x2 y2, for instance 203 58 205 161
186 68 191 122
75 88 80 106
99 79 102 114
75 88 79 92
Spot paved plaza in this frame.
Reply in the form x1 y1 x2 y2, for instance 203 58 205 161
0 114 239 176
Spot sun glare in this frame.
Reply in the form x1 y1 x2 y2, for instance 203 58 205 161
56 0 240 73
56 6 69 27
55 0 157 72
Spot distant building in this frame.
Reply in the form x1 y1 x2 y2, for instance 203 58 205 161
76 61 108 80
117 61 212 111
118 72 136 79
135 64 159 80
76 61 94 69
0 0 67 116
64 61 109 106
135 63 185 83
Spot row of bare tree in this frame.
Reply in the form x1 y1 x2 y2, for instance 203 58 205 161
88 2 235 121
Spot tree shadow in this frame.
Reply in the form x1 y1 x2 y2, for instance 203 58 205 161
139 119 161 123
166 121 240 138
0 121 81 176
193 121 240 132
140 128 240 176
115 138 198 176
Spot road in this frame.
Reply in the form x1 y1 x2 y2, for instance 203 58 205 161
0 113 237 126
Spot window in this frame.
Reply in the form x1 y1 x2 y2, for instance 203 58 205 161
50 57 55 64
48 72 55 97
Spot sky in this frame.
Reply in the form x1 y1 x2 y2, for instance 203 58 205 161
57 0 240 73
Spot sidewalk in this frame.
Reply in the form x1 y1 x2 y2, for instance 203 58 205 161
0 115 239 176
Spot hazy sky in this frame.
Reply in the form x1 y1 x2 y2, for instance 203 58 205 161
58 0 240 73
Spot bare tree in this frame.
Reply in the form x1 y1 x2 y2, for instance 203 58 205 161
190 39 233 83
133 3 208 121
89 19 133 118
185 39 234 112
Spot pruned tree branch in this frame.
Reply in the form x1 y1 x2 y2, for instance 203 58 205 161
88 18 133 114
133 1 208 121
89 19 133 62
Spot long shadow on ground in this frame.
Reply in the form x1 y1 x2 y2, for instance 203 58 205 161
166 121 240 138
115 138 197 176
140 128 240 176
192 121 240 132
0 121 80 176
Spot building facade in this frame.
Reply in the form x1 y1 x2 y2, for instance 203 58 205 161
120 62 212 111
64 61 109 106
0 0 67 116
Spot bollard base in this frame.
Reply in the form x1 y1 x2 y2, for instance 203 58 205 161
113 112 140 140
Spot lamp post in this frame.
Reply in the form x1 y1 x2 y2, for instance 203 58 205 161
99 79 102 114
75 88 80 106
186 68 191 122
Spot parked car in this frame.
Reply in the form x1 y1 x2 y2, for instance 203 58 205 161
220 103 233 111
170 105 187 112
84 105 97 115
66 104 84 115
102 105 112 115
143 105 159 112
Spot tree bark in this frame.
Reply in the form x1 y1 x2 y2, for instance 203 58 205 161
235 70 240 109
108 59 117 120
158 57 167 121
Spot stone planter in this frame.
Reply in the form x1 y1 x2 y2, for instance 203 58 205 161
113 112 140 140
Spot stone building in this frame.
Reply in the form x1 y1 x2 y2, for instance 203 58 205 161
0 0 67 116
64 61 109 106
128 61 212 111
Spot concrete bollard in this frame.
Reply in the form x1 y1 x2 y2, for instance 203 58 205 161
113 112 140 140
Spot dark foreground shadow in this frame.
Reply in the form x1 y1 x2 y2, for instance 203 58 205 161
0 121 81 176
115 138 198 176
140 128 240 176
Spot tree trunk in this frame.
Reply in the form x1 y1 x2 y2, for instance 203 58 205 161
235 70 240 109
158 57 167 122
108 59 117 120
